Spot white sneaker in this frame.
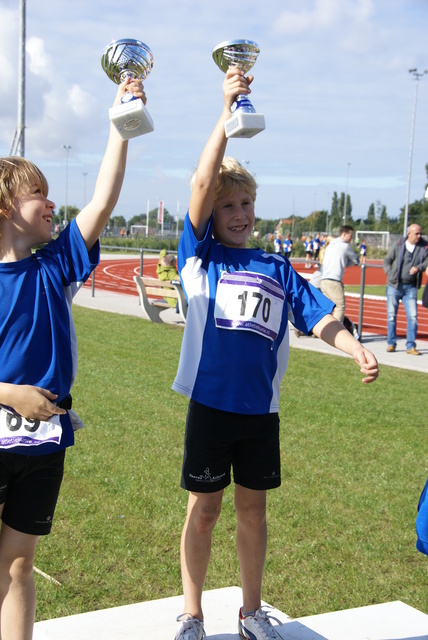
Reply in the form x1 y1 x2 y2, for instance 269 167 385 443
174 614 206 640
238 606 283 640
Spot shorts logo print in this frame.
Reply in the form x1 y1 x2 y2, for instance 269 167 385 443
264 470 280 479
189 467 226 484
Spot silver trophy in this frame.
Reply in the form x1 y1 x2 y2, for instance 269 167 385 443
101 38 154 140
212 39 265 139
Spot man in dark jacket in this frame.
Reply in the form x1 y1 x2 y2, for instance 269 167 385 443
383 223 428 355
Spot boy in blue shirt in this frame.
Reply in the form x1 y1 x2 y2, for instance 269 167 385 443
0 76 146 638
172 67 379 640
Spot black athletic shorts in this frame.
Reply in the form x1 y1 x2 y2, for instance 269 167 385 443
0 449 65 535
181 400 281 493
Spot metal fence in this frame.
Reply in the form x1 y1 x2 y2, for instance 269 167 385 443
91 249 385 339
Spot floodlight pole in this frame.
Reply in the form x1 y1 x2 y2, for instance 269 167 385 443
403 68 427 236
82 172 88 207
62 145 71 225
343 162 350 225
10 0 26 156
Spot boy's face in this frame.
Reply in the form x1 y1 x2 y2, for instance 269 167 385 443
11 182 55 245
213 188 255 249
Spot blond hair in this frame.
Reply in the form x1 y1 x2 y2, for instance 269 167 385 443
318 235 334 264
160 253 177 267
0 157 48 215
190 156 258 203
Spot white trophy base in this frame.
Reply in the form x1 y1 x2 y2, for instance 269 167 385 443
224 111 265 139
109 99 154 140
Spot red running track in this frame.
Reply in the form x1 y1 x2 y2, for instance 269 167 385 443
83 257 428 340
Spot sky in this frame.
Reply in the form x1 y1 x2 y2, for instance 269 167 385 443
0 0 427 224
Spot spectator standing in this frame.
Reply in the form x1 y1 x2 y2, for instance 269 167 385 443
313 234 321 264
304 235 313 268
320 225 359 323
274 235 282 254
383 223 428 355
283 233 293 258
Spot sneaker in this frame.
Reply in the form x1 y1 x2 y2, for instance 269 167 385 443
386 345 396 353
407 347 421 355
238 606 283 640
174 614 206 640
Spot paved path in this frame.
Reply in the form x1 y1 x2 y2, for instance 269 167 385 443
85 254 428 339
74 286 428 374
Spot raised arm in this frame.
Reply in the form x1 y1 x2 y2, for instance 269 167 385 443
76 77 146 251
189 68 253 239
312 314 379 384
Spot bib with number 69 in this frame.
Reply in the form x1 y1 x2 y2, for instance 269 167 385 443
214 271 285 340
0 406 62 449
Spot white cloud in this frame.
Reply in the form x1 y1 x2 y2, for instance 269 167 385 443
0 0 427 220
0 7 18 104
26 37 52 78
68 84 98 119
274 0 375 35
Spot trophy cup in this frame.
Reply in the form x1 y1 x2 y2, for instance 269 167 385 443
212 39 265 139
101 38 154 140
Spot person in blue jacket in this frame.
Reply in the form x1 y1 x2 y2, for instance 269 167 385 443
172 66 379 640
0 76 146 638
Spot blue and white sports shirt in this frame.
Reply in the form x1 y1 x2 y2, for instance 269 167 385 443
172 214 334 415
0 220 99 455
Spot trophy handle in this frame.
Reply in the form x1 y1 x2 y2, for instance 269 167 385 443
233 94 256 114
118 70 138 104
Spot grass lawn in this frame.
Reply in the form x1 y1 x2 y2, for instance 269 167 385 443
34 306 428 622
345 284 386 297
345 284 426 301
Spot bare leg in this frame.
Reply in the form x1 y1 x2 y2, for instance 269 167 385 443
234 485 267 613
180 490 223 619
0 521 40 640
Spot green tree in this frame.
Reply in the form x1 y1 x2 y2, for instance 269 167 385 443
377 202 389 230
329 192 341 231
110 215 126 228
345 194 353 223
254 217 277 238
307 209 328 232
55 205 80 224
366 203 375 230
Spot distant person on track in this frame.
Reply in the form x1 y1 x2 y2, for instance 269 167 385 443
304 235 313 268
274 235 283 254
359 238 366 264
383 223 428 355
283 233 293 258
0 76 146 639
320 225 359 324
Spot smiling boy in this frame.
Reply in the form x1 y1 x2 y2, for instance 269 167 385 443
172 68 378 640
0 76 145 639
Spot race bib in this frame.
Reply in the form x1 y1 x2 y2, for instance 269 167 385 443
0 405 62 449
214 271 285 340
